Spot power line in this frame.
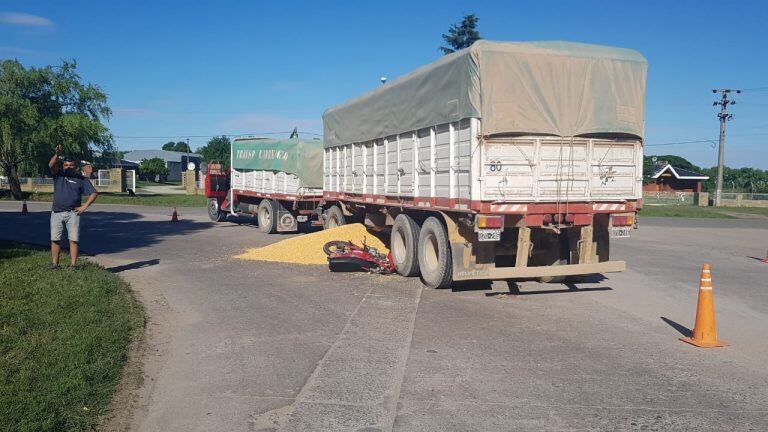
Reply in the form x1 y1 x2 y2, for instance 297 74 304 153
646 139 717 147
741 86 768 92
113 131 323 139
646 131 768 147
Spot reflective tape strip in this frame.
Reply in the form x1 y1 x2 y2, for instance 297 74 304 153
490 203 528 213
701 278 712 282
593 203 626 211
700 286 713 290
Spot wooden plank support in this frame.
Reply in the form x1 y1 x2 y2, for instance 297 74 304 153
578 225 594 264
515 227 531 267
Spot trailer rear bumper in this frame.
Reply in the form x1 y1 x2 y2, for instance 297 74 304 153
453 260 626 281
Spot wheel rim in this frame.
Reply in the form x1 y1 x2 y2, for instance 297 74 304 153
260 205 271 227
423 232 439 273
393 228 406 265
208 200 218 216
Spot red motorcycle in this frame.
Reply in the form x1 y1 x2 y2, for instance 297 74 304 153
323 239 395 274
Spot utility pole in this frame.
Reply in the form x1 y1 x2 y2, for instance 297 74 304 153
185 138 190 170
712 88 740 206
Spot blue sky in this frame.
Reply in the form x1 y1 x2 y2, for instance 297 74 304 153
2 0 767 168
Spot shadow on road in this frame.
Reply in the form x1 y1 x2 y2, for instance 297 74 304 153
1 209 213 255
661 316 692 337
107 259 161 273
486 280 613 297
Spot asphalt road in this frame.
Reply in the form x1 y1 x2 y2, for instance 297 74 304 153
2 201 768 431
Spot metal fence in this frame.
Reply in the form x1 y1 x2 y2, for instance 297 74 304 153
31 177 54 185
643 191 696 206
721 192 768 201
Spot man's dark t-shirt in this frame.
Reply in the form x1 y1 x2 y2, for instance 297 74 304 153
52 172 97 212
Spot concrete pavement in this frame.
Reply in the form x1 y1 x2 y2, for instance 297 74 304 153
2 201 767 431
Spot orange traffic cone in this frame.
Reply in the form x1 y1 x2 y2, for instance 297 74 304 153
680 264 728 348
761 249 768 264
170 207 179 222
21 200 28 214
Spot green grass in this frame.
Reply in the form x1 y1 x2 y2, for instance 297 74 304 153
640 205 768 219
1 191 208 207
0 242 144 432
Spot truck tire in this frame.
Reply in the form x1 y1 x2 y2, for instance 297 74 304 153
418 217 453 288
207 198 226 222
257 199 278 234
535 231 570 283
324 205 346 229
391 214 420 277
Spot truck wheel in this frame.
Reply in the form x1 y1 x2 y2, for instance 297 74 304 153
418 217 453 288
257 199 278 234
535 231 569 283
324 205 346 229
207 198 226 222
391 214 420 277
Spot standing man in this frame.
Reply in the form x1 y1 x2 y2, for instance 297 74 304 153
48 145 98 269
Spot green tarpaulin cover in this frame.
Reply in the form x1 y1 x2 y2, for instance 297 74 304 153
231 138 324 188
323 40 647 147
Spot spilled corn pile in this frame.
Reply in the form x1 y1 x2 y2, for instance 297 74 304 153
235 223 389 265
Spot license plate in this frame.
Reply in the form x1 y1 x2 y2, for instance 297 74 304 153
610 226 631 238
296 215 308 222
477 229 502 242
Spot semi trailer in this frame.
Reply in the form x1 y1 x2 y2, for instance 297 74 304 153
206 137 325 233
207 40 648 289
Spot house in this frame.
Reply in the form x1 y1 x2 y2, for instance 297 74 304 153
643 164 709 193
123 150 203 181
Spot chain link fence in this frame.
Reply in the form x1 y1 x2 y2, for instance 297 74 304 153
643 191 696 206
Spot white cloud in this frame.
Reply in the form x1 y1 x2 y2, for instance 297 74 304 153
0 12 54 27
219 113 322 135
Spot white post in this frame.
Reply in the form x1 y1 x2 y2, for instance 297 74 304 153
449 122 456 199
412 132 419 197
362 143 368 194
372 141 378 194
430 126 436 198
470 118 482 203
383 138 389 194
397 135 402 195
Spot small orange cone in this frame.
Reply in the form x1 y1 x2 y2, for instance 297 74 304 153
761 249 768 264
170 207 179 222
680 264 728 348
21 200 28 214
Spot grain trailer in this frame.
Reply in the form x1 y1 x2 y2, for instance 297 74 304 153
206 137 325 232
322 40 648 288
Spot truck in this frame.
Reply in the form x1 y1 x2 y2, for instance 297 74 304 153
207 40 648 289
205 137 325 233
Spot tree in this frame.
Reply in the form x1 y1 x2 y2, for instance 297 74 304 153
195 136 230 167
0 59 112 199
172 142 190 153
642 154 768 193
161 141 190 152
139 157 169 182
642 155 700 184
439 14 481 55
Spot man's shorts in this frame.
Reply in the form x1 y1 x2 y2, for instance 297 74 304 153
50 211 80 242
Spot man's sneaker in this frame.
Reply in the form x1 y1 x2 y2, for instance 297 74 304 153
67 264 79 271
49 264 60 270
